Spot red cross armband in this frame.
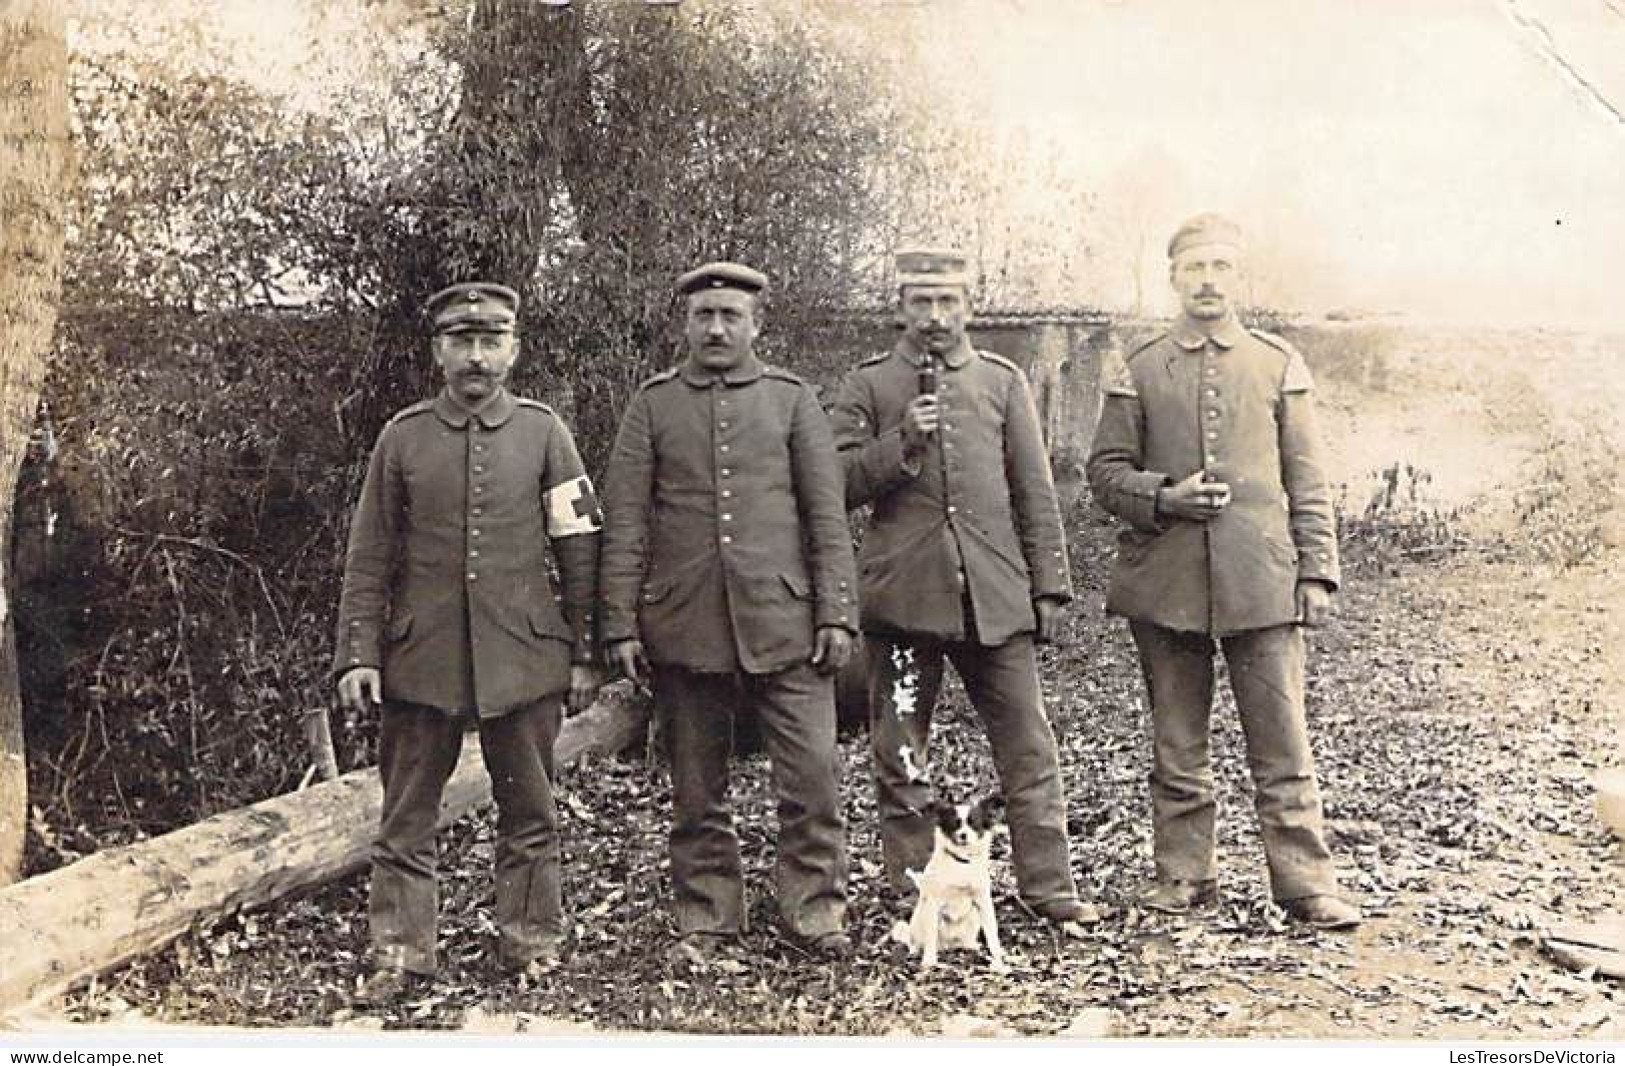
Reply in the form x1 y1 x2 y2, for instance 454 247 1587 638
544 474 603 538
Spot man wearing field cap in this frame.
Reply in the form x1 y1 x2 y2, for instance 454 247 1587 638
830 247 1099 935
335 281 604 998
1086 214 1361 929
599 261 857 964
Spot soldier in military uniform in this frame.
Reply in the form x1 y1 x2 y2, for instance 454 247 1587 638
1086 214 1361 930
831 248 1098 935
598 262 857 963
334 282 603 997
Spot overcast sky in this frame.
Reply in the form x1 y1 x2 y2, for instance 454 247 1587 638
154 0 1625 330
902 0 1625 327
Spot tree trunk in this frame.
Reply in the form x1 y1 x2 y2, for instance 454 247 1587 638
0 684 649 1014
0 0 71 886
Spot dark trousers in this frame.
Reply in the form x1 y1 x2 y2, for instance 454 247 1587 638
867 632 1080 909
653 661 848 939
370 697 563 974
1130 621 1339 901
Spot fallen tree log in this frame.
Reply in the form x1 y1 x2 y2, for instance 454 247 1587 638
0 683 649 1014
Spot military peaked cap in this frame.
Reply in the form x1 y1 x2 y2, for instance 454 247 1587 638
676 261 769 297
424 281 520 334
895 246 971 290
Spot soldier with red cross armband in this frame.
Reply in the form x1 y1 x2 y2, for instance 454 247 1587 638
334 281 603 998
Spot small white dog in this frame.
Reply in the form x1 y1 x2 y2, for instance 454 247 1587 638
891 793 1007 972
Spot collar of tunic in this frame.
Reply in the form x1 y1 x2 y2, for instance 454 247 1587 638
896 334 974 369
432 388 516 429
1171 314 1245 352
679 351 766 387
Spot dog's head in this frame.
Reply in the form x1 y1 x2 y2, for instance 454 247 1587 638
927 792 1004 855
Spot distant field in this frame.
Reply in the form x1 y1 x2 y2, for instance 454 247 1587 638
1289 321 1625 554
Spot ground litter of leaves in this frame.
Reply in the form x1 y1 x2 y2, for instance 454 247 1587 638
60 506 1624 1038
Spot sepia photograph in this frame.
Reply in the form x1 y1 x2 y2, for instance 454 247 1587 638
1 0 1622 1049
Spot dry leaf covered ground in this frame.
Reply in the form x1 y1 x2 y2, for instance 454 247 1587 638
57 499 1624 1039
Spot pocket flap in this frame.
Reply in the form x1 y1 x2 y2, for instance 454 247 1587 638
386 614 413 642
779 572 813 600
529 607 572 640
640 580 674 605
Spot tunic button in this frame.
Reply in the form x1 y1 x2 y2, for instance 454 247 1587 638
719 420 729 429
721 535 733 545
947 505 957 514
473 465 485 474
471 528 481 537
722 489 733 498
472 506 484 516
474 444 486 453
469 549 480 559
720 445 730 453
1206 430 1218 440
473 486 484 495
1206 388 1219 398
721 513 733 522
1207 410 1220 419
467 572 478 581
721 468 732 477
350 656 360 664
349 620 360 628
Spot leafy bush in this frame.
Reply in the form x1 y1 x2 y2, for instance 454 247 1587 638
1338 462 1467 570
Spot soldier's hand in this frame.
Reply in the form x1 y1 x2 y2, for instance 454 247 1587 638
1295 580 1334 628
1156 471 1231 521
609 639 648 686
338 667 382 715
567 663 603 715
810 625 853 675
1033 597 1065 645
900 395 940 452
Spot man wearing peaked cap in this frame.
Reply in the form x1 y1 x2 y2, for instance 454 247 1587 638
334 279 604 997
830 246 1100 935
598 260 858 964
1087 214 1361 930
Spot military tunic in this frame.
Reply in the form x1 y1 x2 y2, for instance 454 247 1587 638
834 339 1071 643
335 390 600 715
598 355 857 670
1086 316 1339 635
831 337 1084 909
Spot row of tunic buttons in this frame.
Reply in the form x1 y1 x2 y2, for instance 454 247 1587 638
936 378 968 598
718 392 735 545
1203 361 1221 468
469 425 487 581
